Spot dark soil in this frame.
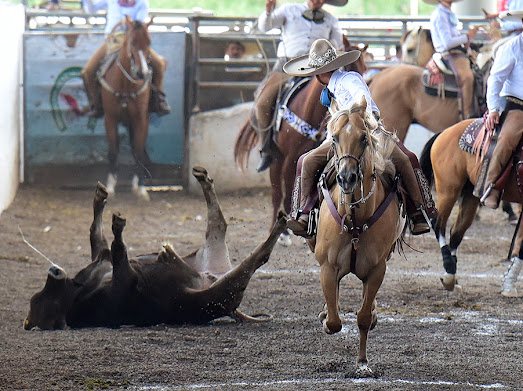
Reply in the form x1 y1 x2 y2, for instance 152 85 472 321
0 182 521 390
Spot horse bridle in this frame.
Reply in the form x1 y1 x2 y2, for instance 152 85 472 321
331 137 376 208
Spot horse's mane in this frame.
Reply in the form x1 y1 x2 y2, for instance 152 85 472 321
327 102 396 185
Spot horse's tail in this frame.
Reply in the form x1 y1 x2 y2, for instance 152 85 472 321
419 132 441 189
233 119 259 171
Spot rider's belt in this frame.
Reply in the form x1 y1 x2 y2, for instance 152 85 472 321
506 96 523 108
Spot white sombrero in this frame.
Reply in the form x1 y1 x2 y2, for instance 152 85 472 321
326 0 349 6
283 39 361 77
499 10 523 22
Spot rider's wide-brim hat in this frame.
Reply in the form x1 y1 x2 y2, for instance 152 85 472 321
422 0 463 4
283 39 361 77
499 10 523 21
325 0 348 6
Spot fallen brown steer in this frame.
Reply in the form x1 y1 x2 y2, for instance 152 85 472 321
24 167 287 330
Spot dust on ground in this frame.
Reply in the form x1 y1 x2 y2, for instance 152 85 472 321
0 183 521 390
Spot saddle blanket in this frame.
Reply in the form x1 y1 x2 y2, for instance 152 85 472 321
459 118 490 156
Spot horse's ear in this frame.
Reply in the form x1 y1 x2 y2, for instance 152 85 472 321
343 35 350 48
359 96 368 112
125 14 132 26
147 17 154 28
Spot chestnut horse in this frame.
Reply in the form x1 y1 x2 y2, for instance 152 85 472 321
234 37 367 245
311 98 405 377
99 17 153 201
419 119 523 292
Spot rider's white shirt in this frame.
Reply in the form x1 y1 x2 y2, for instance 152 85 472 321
502 0 523 33
320 69 379 141
429 4 468 53
258 2 343 59
85 0 149 35
487 34 523 113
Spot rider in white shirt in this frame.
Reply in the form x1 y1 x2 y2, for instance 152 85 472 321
502 0 523 33
480 27 523 209
284 39 437 237
425 0 478 119
254 0 346 172
81 0 170 117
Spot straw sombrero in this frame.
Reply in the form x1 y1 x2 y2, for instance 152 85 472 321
422 0 463 4
499 10 523 22
326 0 349 6
283 39 361 77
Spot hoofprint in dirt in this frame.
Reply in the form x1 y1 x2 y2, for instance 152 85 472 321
0 185 521 390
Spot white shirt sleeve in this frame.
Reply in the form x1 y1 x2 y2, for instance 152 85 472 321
258 5 287 33
486 43 515 112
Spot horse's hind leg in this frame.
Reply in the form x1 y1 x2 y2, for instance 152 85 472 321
90 182 109 262
441 186 479 291
192 166 231 276
355 261 386 377
104 116 120 196
129 120 152 201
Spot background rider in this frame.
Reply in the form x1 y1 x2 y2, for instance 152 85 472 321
82 0 171 117
254 0 346 172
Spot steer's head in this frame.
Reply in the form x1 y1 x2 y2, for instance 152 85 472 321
24 265 74 330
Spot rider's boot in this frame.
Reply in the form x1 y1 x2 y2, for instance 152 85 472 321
480 184 501 209
501 256 522 297
408 207 431 235
155 89 171 116
287 213 311 238
150 50 171 116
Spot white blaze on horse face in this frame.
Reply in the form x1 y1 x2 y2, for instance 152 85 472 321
138 50 149 78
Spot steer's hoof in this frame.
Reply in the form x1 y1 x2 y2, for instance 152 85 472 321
192 166 212 183
112 213 126 233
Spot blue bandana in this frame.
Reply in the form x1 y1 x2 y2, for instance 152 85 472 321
320 87 333 107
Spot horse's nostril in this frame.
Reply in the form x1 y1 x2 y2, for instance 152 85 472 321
349 173 358 184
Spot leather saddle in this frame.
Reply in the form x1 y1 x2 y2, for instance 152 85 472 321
460 118 523 199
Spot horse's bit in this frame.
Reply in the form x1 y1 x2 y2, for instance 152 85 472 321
332 140 376 208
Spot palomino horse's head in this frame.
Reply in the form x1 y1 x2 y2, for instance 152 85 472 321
123 16 153 80
328 97 392 200
400 27 434 67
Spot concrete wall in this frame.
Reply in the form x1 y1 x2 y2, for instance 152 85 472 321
0 3 24 215
188 102 270 194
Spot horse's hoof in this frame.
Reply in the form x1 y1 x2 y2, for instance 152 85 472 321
95 182 109 200
133 186 150 202
192 166 209 182
440 272 456 291
277 232 292 247
112 213 126 232
354 363 374 378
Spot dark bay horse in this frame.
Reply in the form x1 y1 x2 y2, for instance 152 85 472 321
420 119 523 292
234 37 367 245
312 98 405 377
100 16 153 201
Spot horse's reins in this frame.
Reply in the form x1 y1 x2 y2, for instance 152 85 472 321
321 140 397 274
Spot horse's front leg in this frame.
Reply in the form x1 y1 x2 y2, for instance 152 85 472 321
319 261 342 334
104 116 120 196
130 112 151 201
90 182 109 262
355 260 386 377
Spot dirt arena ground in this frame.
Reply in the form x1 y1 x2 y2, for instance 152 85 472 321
0 180 521 390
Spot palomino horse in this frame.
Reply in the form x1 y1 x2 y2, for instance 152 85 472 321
400 27 434 67
311 99 405 377
99 16 153 201
419 119 523 292
234 37 368 245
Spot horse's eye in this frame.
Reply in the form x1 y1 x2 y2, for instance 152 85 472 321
360 135 367 147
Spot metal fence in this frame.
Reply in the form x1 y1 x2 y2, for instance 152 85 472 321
25 9 490 113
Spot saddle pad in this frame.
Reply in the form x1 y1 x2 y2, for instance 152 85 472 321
422 70 459 98
459 118 487 155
